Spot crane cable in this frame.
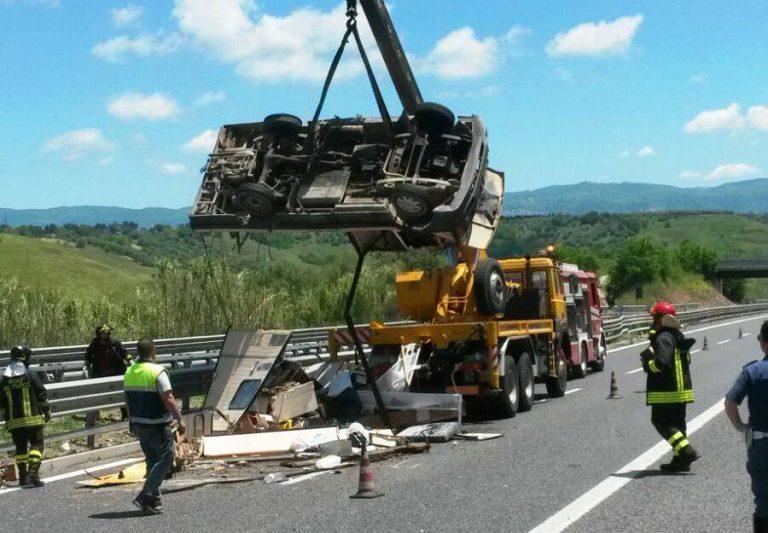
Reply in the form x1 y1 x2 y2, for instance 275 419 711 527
305 0 393 151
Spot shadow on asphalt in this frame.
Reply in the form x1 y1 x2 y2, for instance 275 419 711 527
612 470 693 479
90 510 148 520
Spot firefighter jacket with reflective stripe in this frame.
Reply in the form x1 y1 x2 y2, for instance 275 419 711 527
0 362 50 430
123 361 172 426
642 327 695 405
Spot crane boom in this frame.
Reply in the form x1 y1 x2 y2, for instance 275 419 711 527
358 0 423 114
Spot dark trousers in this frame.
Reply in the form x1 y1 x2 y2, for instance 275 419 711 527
11 426 45 469
749 438 768 520
651 403 691 454
134 424 175 499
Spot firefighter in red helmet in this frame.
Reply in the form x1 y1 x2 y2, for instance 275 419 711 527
641 301 700 472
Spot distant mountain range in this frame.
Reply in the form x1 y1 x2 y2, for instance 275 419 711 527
0 206 189 227
1 179 766 226
502 178 768 215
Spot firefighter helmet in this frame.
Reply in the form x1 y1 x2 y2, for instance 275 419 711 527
10 346 32 365
650 301 676 317
96 323 112 336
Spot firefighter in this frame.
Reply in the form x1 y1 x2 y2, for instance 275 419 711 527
84 324 132 421
641 301 700 472
0 346 51 488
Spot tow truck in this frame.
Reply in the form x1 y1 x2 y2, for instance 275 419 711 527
333 248 606 418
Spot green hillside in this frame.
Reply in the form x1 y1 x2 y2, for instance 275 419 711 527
0 233 154 300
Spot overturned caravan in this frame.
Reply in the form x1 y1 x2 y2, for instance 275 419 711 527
189 105 504 252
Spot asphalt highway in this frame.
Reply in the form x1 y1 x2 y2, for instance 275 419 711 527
1 314 766 533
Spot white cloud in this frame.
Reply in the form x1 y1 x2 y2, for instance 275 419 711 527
173 0 377 83
619 147 655 158
679 170 702 179
108 92 182 121
636 145 656 157
194 90 227 107
160 162 188 175
92 32 183 62
547 15 643 57
706 163 761 181
504 26 532 43
747 105 768 131
42 128 115 161
111 5 142 27
685 103 745 133
420 27 499 79
183 129 219 153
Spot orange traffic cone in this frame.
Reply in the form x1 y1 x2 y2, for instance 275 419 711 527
350 445 382 499
739 327 743 340
607 371 622 400
702 336 708 351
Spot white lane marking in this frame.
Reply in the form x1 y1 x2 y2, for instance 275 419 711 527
685 314 768 335
0 457 142 496
564 388 583 395
743 332 752 337
626 368 644 375
718 339 732 345
606 314 768 355
527 400 724 533
690 349 702 355
280 470 332 486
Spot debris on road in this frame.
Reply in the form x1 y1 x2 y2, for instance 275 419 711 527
454 433 503 441
78 462 146 487
397 422 461 443
202 427 342 458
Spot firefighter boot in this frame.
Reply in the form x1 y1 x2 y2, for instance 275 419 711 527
17 464 32 488
27 463 44 488
678 445 700 467
659 455 689 473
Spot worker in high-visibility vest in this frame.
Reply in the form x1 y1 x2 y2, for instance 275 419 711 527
0 346 50 488
124 337 186 515
641 301 699 472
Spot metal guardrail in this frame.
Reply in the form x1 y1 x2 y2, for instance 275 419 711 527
602 303 768 342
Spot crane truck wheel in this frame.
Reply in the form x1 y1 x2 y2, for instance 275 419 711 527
516 352 535 412
546 346 568 398
492 355 519 418
414 102 455 138
475 258 509 316
234 183 278 216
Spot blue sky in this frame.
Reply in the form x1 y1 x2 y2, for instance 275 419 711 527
1 0 767 209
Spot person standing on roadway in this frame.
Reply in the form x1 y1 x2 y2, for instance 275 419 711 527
0 346 51 488
724 320 768 533
641 301 699 472
123 338 186 515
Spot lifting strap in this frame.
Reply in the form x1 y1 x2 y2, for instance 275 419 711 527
305 0 393 150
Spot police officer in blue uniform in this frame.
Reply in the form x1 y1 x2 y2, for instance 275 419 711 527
725 320 768 533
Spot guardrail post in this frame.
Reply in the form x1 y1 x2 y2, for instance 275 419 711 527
85 410 97 449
